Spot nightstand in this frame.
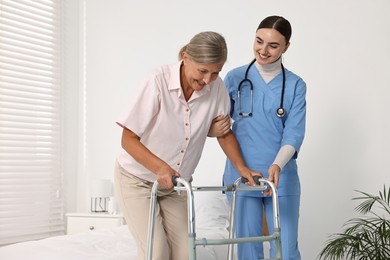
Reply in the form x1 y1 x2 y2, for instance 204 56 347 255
66 213 125 235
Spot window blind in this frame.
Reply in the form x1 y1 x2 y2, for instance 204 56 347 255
0 0 64 245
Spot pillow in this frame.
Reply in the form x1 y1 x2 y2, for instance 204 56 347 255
193 191 230 230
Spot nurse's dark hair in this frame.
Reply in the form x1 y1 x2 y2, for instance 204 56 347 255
257 15 292 44
178 31 227 64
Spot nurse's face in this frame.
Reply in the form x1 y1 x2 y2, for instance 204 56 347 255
181 53 223 92
253 28 290 65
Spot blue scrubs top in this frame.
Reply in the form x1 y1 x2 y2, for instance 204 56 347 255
223 63 306 197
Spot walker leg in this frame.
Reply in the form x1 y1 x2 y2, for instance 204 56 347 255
146 181 159 260
227 181 239 260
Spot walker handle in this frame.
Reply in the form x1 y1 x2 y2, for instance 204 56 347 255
241 176 263 185
171 175 179 186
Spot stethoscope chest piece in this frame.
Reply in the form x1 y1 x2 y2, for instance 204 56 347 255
276 107 286 118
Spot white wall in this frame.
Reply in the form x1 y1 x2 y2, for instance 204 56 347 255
64 0 390 259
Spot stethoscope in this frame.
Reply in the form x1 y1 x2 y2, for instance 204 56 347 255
237 58 286 118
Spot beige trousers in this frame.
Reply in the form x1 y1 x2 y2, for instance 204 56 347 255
114 161 188 260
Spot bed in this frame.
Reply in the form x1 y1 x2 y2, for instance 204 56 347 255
0 191 225 259
0 191 270 259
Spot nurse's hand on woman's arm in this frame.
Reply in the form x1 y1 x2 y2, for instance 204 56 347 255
208 115 231 137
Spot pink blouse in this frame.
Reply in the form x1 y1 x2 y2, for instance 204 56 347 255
116 61 230 182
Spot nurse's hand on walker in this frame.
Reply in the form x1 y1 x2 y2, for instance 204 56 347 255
208 115 231 137
265 164 281 196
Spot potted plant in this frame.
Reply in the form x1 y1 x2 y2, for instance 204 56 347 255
318 185 390 260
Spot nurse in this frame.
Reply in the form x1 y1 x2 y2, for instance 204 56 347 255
221 16 306 259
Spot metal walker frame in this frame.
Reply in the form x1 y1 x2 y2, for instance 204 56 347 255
146 177 282 260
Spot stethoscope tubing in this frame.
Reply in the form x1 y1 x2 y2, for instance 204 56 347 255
237 59 256 117
238 58 286 118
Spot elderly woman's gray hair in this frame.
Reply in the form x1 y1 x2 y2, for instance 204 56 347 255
178 31 227 64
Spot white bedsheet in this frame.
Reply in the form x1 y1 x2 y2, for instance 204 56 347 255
0 191 270 259
0 225 232 260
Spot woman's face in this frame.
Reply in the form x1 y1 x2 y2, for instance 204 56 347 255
253 28 290 65
181 53 223 92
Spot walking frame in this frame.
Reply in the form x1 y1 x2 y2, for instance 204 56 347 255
146 176 282 260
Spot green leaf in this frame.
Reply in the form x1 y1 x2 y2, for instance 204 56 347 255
318 185 390 260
